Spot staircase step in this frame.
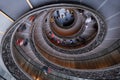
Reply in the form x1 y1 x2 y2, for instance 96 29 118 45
0 0 31 20
98 0 120 19
81 0 105 10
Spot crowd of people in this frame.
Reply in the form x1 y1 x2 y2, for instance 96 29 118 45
47 31 86 47
53 8 74 28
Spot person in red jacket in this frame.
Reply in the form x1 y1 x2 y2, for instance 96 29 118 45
16 38 24 46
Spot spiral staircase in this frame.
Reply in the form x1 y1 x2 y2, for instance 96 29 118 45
0 0 120 80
